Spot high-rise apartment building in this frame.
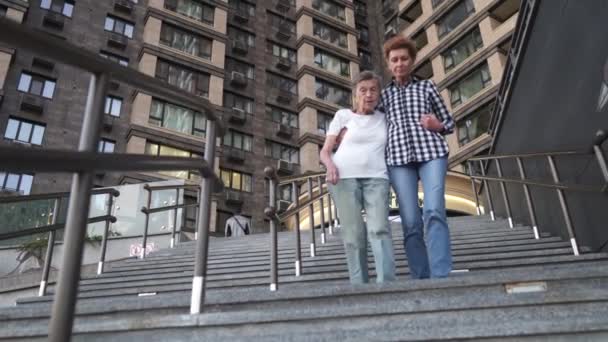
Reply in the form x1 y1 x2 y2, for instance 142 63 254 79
0 0 518 234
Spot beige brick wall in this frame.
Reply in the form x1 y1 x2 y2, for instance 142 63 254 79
297 43 315 69
143 16 162 46
6 8 25 23
297 14 313 40
0 52 12 90
208 75 224 106
298 107 318 136
298 74 315 102
211 40 226 69
300 142 320 173
126 136 147 154
138 53 158 77
130 93 153 126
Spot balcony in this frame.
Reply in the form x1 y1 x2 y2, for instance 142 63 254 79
276 159 295 175
108 33 128 49
232 40 248 55
225 148 246 163
276 57 292 70
276 90 293 104
228 107 247 124
114 0 134 14
276 123 293 138
225 190 243 206
230 71 248 87
20 94 45 114
489 0 519 23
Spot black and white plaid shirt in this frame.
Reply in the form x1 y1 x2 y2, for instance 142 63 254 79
380 77 455 166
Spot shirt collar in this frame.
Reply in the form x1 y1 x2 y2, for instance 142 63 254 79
388 76 421 89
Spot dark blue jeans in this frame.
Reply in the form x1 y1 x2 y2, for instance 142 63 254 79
389 157 452 279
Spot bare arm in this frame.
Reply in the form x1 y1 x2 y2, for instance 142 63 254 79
320 135 340 185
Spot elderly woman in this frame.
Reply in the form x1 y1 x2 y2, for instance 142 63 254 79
381 36 455 279
320 71 396 285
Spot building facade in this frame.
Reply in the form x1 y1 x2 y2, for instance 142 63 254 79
0 0 518 234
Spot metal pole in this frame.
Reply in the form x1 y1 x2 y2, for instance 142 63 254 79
333 196 339 228
317 176 326 244
327 192 334 235
40 198 61 296
180 193 188 244
307 177 316 257
266 169 278 291
479 160 496 221
547 156 579 255
495 159 514 228
194 187 201 241
190 120 217 314
592 130 608 191
170 188 179 248
97 193 114 274
516 157 540 239
140 187 152 259
466 161 482 215
48 73 108 342
292 181 302 276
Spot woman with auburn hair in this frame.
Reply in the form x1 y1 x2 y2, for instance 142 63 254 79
319 71 396 285
381 35 455 279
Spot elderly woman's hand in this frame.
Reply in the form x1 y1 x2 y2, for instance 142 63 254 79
326 163 340 185
420 113 444 132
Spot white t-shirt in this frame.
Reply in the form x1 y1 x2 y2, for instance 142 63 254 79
327 109 388 180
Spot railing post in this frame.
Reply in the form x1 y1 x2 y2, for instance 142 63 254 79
317 176 326 244
170 188 179 248
190 120 217 314
333 197 339 228
180 195 188 244
264 167 278 291
466 161 481 215
327 193 334 235
140 185 152 259
48 72 108 342
292 181 302 276
547 155 579 256
495 159 514 228
307 177 316 257
98 193 115 275
516 157 540 239
479 160 496 221
194 187 201 241
39 198 61 296
592 130 608 192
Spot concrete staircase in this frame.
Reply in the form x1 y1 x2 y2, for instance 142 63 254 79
1 215 608 341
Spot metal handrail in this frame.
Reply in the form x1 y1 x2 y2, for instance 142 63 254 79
0 215 116 241
0 16 221 340
466 130 608 256
0 188 120 203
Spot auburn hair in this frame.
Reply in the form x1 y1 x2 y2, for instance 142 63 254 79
383 35 417 61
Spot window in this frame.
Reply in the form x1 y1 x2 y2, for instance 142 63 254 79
457 102 492 146
104 96 122 117
155 59 210 98
313 20 347 48
431 0 447 8
223 92 254 114
314 48 350 77
149 99 206 137
223 130 253 151
228 0 255 17
449 63 491 107
385 17 400 36
357 24 369 44
412 30 428 50
164 0 214 25
267 73 297 95
100 51 129 67
98 139 115 153
17 72 56 99
265 140 299 164
226 58 254 79
40 0 74 17
315 79 351 107
160 23 212 60
104 15 134 38
437 0 475 38
145 142 201 180
267 106 298 128
4 117 45 145
268 12 295 33
228 26 255 47
0 173 33 195
220 169 252 192
267 42 296 63
359 51 372 71
317 112 332 135
312 0 345 21
442 28 483 71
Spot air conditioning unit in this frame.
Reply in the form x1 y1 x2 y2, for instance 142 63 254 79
276 90 292 104
103 115 115 131
232 40 248 55
277 159 294 174
230 71 247 87
276 0 291 12
226 148 245 163
234 10 249 23
276 23 292 40
43 12 65 29
276 123 292 138
229 107 247 124
20 94 45 114
225 190 243 205
114 0 134 13
108 33 128 48
277 199 291 212
276 57 292 70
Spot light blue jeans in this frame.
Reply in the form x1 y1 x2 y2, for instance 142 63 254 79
389 157 452 279
329 178 396 284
